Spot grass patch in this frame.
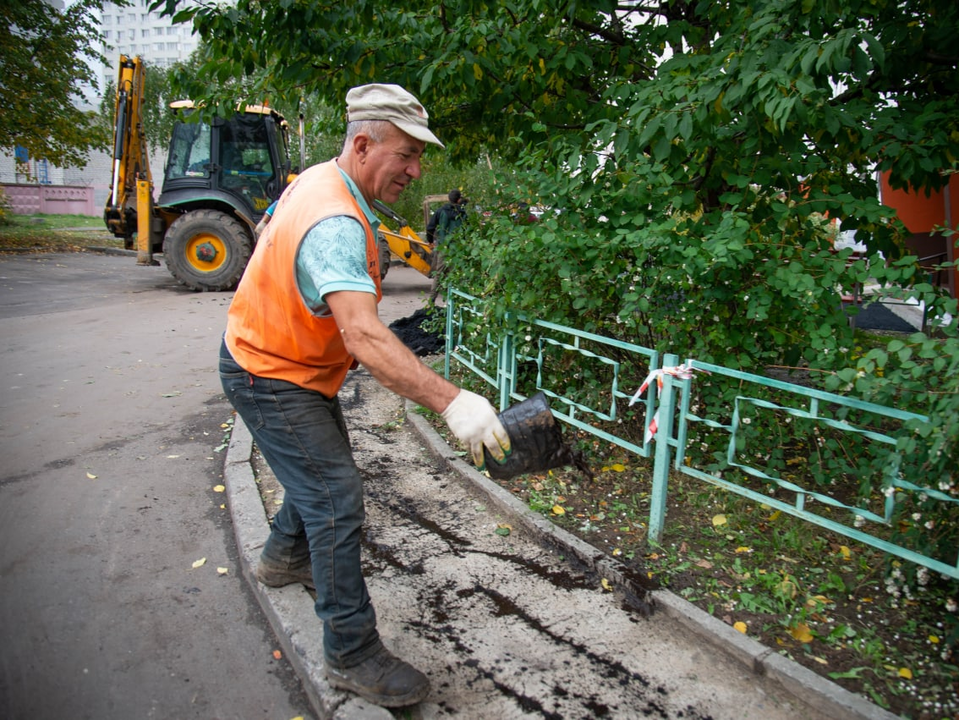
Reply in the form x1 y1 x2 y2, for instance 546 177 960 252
0 213 124 253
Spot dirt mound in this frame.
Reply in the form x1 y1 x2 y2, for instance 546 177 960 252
388 308 445 356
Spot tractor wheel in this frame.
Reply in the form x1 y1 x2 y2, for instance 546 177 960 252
163 209 252 291
378 235 392 281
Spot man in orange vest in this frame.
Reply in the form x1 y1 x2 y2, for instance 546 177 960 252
218 84 510 708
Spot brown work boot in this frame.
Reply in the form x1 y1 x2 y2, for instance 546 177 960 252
255 556 315 592
326 646 429 708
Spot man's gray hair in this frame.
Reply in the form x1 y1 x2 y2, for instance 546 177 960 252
344 119 389 148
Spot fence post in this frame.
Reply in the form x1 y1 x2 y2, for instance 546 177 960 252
498 325 514 412
444 293 454 380
648 353 679 542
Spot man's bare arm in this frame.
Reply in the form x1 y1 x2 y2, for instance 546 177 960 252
326 290 458 413
326 289 510 465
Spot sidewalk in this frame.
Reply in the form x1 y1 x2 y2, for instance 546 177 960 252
222 372 898 720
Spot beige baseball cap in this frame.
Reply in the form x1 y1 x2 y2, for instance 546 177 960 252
346 83 444 148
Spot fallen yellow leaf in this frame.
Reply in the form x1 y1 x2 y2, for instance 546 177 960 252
610 463 626 472
86 472 97 479
733 621 747 634
789 623 813 643
838 545 851 559
191 557 206 569
898 668 913 679
217 567 229 575
213 484 225 493
812 656 828 665
929 635 940 644
735 546 752 553
768 510 781 521
600 578 613 592
551 505 565 515
712 514 727 527
779 578 798 599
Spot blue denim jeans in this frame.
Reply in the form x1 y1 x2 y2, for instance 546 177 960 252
219 339 381 668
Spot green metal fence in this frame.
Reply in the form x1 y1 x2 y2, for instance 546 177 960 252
444 288 660 458
443 289 959 580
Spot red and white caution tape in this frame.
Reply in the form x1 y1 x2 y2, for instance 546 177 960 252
628 363 708 444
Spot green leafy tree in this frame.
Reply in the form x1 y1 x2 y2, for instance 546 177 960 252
1 0 115 168
148 0 957 375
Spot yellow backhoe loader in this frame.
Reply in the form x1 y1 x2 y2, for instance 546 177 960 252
104 55 294 291
105 54 440 289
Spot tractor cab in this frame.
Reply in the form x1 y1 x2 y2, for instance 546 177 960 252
160 102 291 224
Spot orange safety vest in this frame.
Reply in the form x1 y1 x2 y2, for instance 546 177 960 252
225 160 383 397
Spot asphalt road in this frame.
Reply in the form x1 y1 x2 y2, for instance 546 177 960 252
0 252 313 719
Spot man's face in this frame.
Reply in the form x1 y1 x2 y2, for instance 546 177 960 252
358 123 426 204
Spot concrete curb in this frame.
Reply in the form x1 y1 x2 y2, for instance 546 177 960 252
223 406 899 720
222 419 393 720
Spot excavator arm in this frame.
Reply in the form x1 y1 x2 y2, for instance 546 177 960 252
372 199 433 276
103 55 157 266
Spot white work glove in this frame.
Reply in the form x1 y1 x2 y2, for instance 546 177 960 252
441 390 511 468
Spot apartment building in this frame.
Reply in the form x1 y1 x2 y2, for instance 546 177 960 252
99 0 201 93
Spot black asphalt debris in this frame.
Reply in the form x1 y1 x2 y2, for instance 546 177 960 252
388 308 445 356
